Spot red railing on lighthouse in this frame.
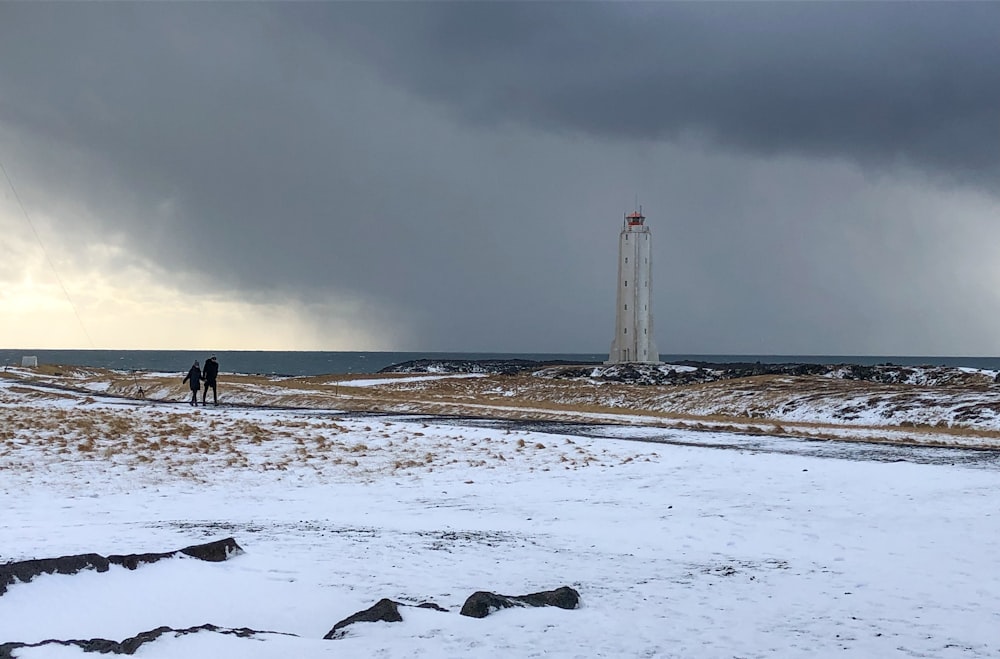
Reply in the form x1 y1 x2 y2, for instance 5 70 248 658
625 211 645 226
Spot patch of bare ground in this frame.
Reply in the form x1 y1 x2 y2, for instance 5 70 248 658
8 366 1000 449
1 396 648 483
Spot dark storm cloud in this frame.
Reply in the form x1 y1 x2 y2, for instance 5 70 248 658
0 2 625 349
2 3 999 353
1 6 449 290
316 2 1000 184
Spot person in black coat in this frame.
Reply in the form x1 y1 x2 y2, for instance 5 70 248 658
202 355 219 406
182 360 201 406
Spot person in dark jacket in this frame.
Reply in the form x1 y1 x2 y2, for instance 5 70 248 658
182 360 201 406
202 355 219 406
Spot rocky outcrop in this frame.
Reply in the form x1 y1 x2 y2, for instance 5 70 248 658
325 587 579 638
0 538 242 596
0 623 292 658
382 358 998 388
0 580 577 652
323 598 403 639
379 359 599 375
459 586 580 618
323 598 447 639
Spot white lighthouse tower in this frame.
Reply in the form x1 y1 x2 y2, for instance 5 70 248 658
608 209 659 364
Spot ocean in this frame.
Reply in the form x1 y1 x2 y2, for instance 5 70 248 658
3 349 1000 376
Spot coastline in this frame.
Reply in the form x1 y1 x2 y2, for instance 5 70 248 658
6 359 1000 450
5 349 1000 376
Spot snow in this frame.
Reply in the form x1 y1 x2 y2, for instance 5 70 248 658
957 366 998 376
332 374 487 387
2 379 1000 657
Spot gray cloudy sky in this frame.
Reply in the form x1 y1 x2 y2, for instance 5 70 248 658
2 2 1000 354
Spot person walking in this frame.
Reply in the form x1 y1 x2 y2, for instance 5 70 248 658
182 360 201 406
202 355 220 406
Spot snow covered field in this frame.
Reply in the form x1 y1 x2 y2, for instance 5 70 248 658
2 376 1000 657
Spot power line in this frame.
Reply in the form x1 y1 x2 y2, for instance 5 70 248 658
0 159 95 348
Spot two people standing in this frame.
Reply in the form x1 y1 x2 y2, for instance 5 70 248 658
181 355 220 406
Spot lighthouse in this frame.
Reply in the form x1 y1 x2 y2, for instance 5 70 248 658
608 209 659 364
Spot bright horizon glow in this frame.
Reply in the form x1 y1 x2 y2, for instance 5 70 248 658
0 209 400 351
1 276 393 351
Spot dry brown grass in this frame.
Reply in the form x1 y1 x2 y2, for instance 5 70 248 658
9 363 1000 450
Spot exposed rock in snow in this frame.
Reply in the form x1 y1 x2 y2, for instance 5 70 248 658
0 623 293 658
0 538 242 596
459 586 581 618
324 598 404 639
324 598 448 639
382 358 998 388
381 359 599 375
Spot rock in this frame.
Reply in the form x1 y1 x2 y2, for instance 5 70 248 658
459 586 580 618
0 624 291 658
177 537 243 562
0 538 243 596
380 357 991 388
107 537 242 570
0 554 111 596
514 586 581 609
324 598 402 639
379 358 599 376
324 598 448 639
459 591 518 618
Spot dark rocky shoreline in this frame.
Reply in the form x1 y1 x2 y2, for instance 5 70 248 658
380 359 999 387
378 358 599 376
